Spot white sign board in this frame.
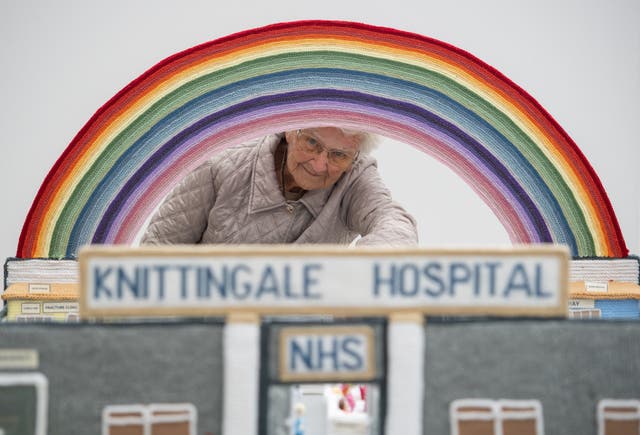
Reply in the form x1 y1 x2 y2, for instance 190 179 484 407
279 326 376 382
79 245 569 318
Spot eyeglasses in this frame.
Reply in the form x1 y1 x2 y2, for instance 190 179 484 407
295 130 359 168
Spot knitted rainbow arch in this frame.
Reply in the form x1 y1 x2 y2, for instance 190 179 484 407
18 20 627 258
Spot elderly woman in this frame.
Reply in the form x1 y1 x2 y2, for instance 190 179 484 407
141 127 417 246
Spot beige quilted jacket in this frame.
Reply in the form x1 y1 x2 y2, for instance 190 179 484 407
141 134 418 246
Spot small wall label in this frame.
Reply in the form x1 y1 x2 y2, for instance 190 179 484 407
0 349 39 370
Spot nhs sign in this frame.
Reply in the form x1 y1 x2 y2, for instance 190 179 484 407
279 326 376 382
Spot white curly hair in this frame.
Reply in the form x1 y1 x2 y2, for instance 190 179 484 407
337 127 379 155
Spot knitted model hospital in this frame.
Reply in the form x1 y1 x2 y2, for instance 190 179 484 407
1 20 639 435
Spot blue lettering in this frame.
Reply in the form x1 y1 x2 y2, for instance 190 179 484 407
93 267 113 299
504 263 532 296
485 262 500 296
341 336 364 371
231 265 252 299
535 264 552 298
282 266 294 298
423 263 445 297
474 264 482 296
283 265 304 299
290 339 313 371
318 337 339 371
303 264 322 299
153 265 169 300
141 267 148 298
449 263 471 296
117 267 143 299
197 267 209 298
177 265 191 299
399 264 419 296
202 266 227 299
373 263 396 297
256 265 279 299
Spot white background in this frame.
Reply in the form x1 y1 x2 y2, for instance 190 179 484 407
1 0 638 259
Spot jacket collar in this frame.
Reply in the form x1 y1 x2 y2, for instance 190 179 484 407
248 134 333 218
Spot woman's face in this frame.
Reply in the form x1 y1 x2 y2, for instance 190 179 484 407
284 127 361 191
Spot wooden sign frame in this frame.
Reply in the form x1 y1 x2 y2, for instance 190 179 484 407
79 244 570 319
278 325 377 383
